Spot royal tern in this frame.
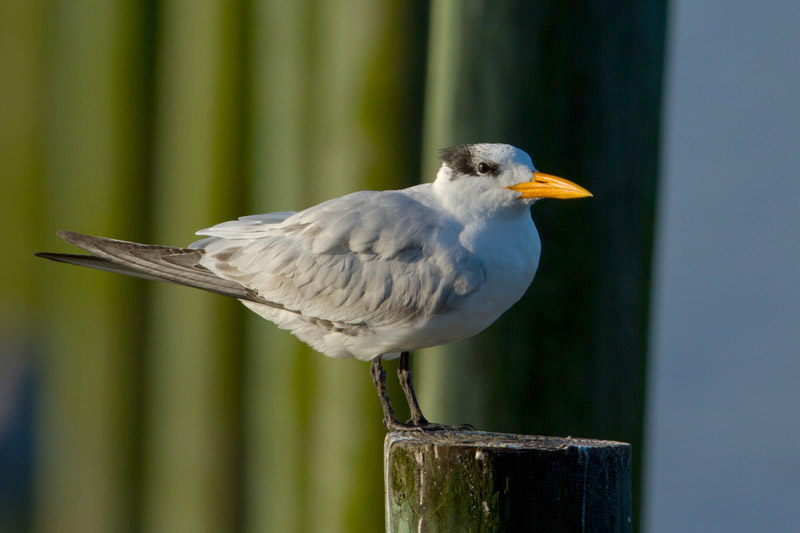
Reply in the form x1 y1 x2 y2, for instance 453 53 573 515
37 143 591 430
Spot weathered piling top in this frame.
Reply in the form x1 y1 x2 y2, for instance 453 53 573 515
385 430 632 532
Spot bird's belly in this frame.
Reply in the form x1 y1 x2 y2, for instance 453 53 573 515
411 265 535 347
242 223 539 360
365 254 538 356
242 267 533 361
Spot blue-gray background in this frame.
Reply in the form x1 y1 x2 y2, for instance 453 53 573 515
645 1 800 531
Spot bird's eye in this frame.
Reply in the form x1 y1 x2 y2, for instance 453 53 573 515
477 162 491 174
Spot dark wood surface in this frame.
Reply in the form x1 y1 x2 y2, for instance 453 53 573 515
385 430 632 532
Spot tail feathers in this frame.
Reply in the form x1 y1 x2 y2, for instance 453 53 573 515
36 231 268 304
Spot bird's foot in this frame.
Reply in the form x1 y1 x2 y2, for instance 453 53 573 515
384 417 475 432
418 422 475 431
383 418 423 431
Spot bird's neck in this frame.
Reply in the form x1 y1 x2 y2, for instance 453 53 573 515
432 173 530 225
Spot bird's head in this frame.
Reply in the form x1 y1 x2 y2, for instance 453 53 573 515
433 143 591 218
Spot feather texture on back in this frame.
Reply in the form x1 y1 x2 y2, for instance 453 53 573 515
196 189 486 330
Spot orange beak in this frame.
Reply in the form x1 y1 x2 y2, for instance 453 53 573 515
506 172 592 199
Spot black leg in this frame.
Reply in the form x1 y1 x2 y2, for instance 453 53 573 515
370 355 412 430
398 351 429 425
371 353 473 432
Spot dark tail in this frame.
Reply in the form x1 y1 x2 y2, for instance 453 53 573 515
36 231 266 304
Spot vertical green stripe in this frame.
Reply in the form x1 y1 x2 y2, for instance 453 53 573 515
143 1 243 531
36 1 145 532
0 0 44 528
245 1 429 531
415 0 470 427
306 2 426 531
0 0 44 323
306 3 411 531
245 1 312 531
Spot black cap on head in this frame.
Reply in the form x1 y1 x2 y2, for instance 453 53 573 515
439 144 500 177
438 144 477 175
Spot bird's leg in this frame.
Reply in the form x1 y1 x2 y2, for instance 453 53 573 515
397 351 429 426
371 353 471 432
370 355 411 430
397 351 475 432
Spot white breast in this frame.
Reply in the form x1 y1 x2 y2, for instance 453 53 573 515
239 203 541 361
415 211 541 346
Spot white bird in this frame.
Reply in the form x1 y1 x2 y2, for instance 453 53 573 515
37 143 591 430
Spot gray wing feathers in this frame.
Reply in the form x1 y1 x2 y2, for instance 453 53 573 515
190 211 296 249
38 231 269 304
39 191 486 331
200 191 486 328
34 252 171 283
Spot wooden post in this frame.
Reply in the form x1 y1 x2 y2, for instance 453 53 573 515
385 431 632 532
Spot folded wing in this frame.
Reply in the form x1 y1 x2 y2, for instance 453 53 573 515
38 190 486 331
198 190 486 329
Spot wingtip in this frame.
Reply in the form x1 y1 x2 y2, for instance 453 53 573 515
56 229 81 242
37 232 76 260
34 251 65 262
56 230 107 250
38 231 93 259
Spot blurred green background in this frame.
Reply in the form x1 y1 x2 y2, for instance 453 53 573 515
1 1 666 531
